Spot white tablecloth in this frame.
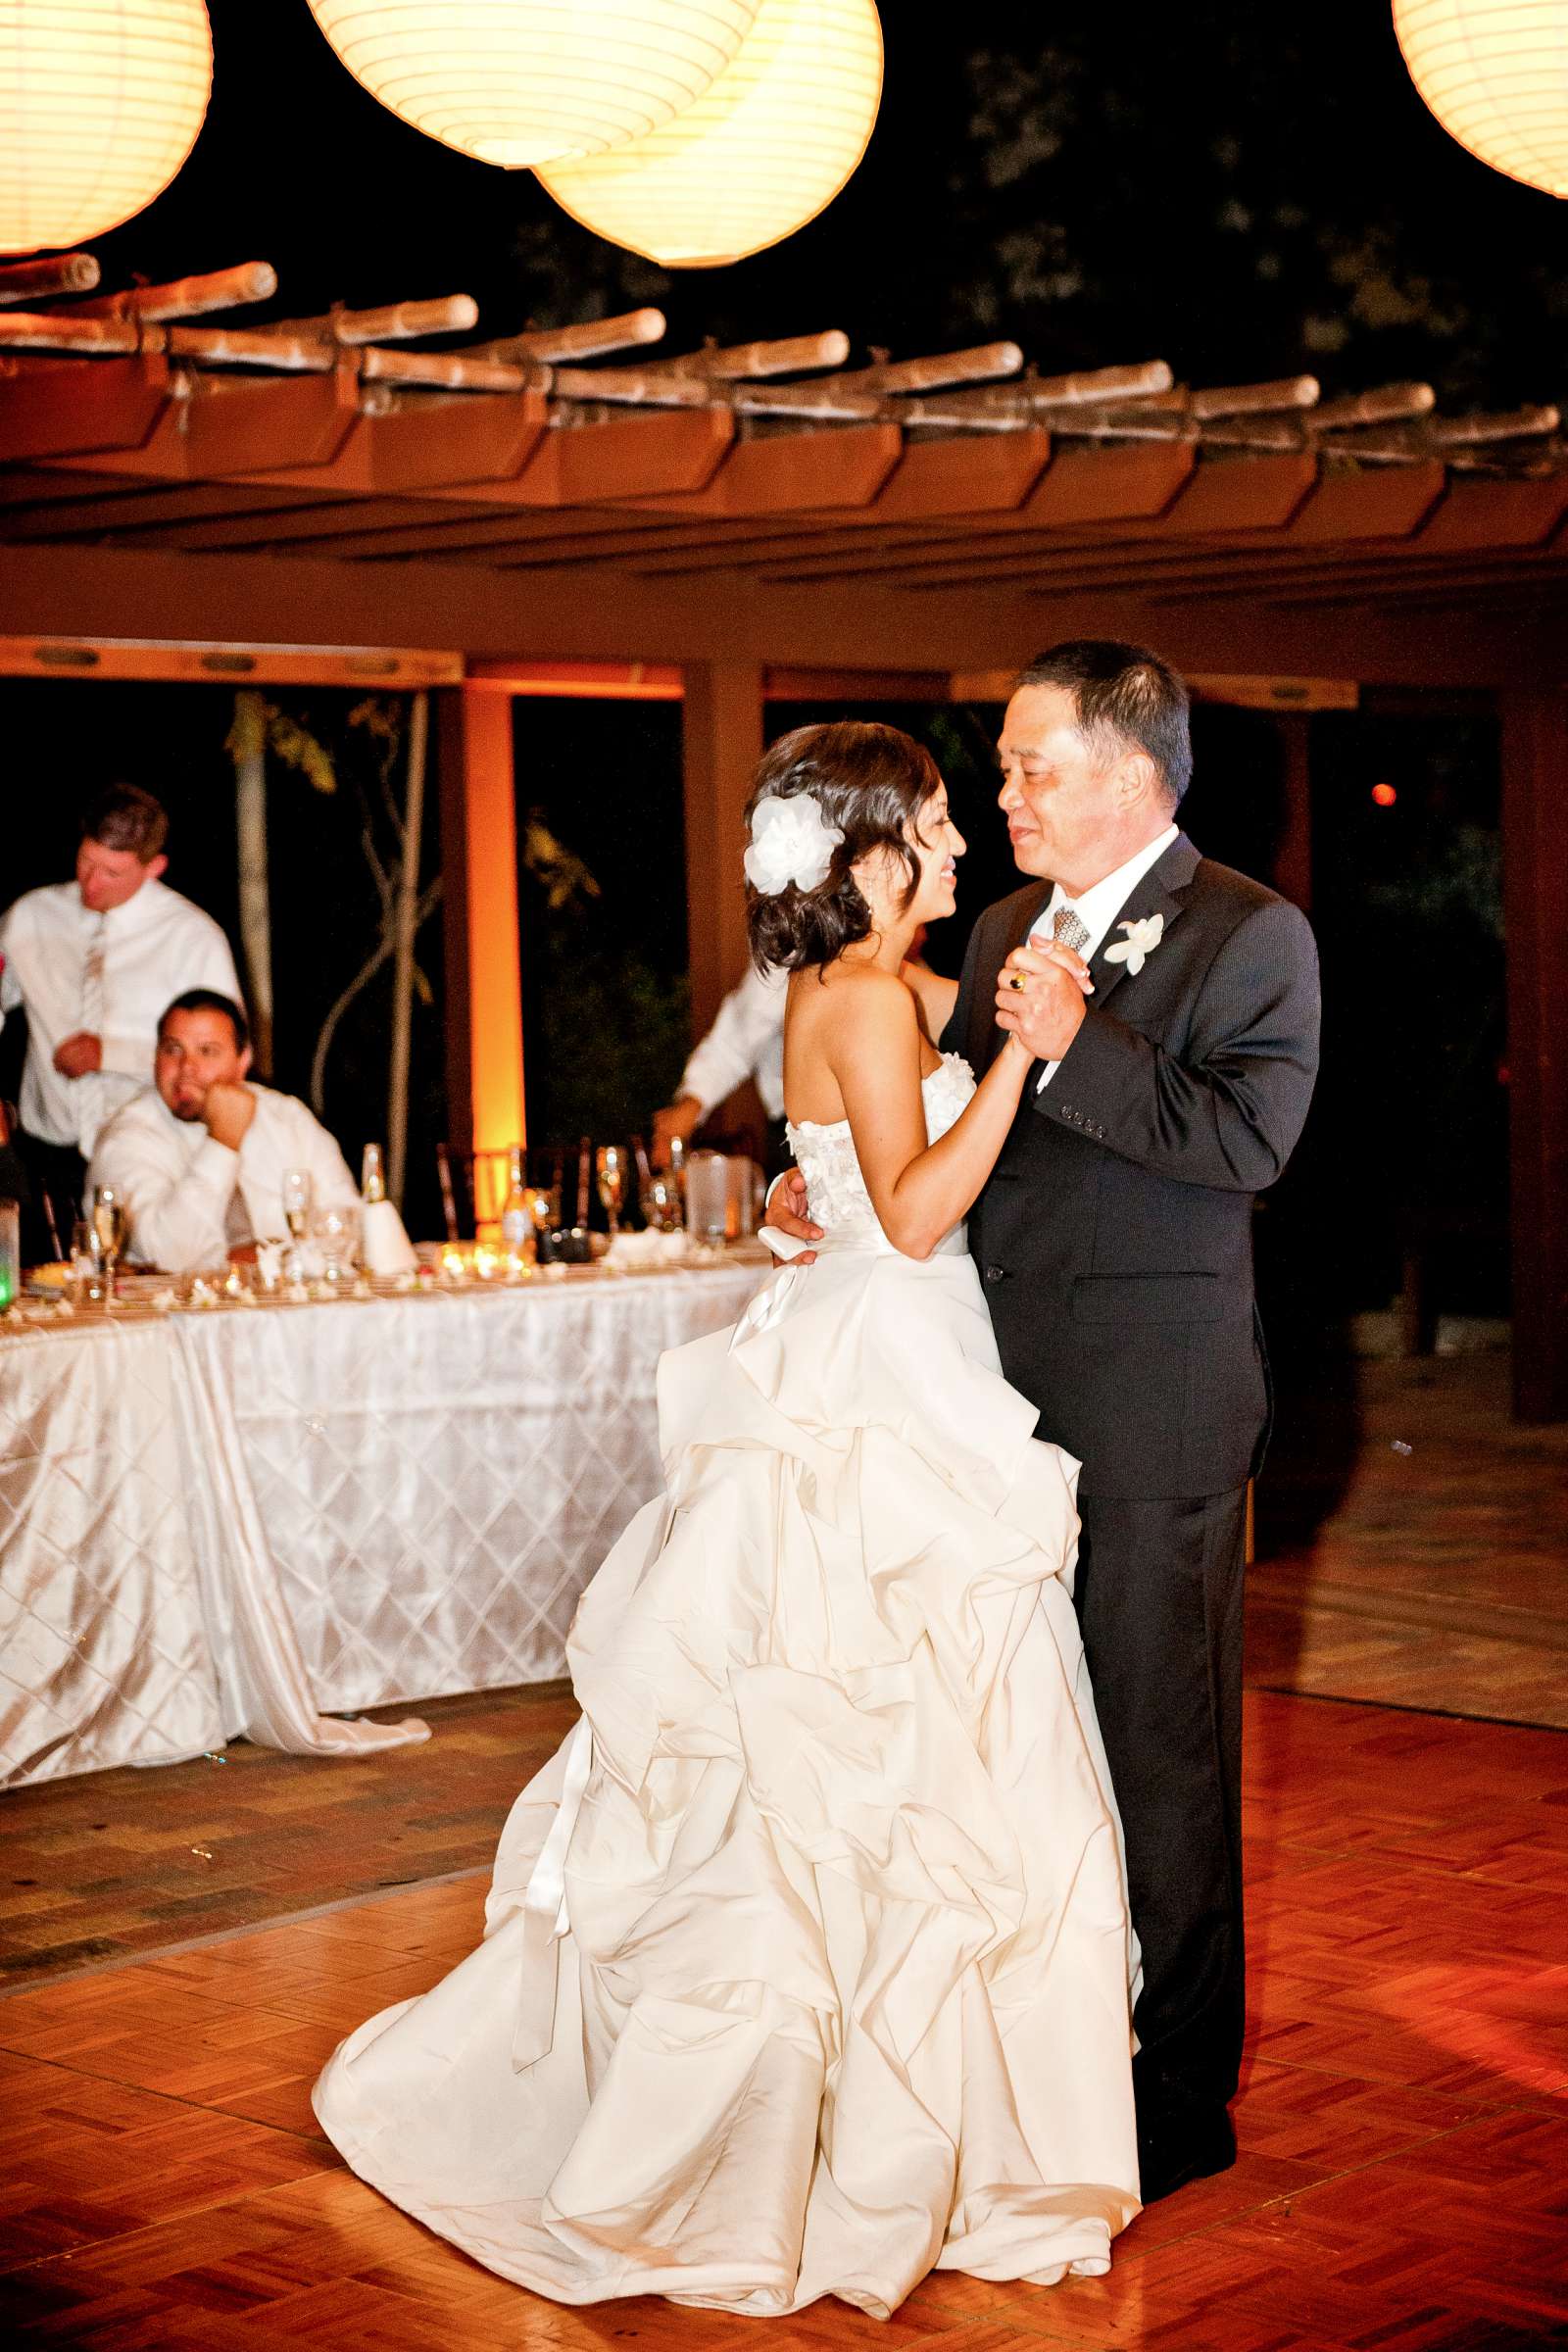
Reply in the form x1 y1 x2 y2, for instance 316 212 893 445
0 1265 764 1788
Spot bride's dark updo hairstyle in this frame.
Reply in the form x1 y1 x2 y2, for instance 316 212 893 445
745 721 942 974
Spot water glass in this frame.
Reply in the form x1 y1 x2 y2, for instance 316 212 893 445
313 1201 362 1286
684 1150 729 1246
70 1217 104 1306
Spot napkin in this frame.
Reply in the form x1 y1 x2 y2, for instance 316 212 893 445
362 1197 418 1276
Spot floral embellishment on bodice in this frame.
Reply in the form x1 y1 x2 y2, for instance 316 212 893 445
786 1052 977 1251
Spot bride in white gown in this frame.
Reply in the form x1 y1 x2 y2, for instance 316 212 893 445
313 722 1142 2315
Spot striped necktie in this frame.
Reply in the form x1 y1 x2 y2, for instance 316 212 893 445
80 913 107 1035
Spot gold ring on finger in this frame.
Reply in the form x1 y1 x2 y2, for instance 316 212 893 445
1008 972 1027 993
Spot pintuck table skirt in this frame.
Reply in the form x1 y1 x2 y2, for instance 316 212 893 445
0 1264 764 1788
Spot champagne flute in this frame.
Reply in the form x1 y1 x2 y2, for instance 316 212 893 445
91 1185 127 1303
595 1145 627 1243
282 1168 315 1241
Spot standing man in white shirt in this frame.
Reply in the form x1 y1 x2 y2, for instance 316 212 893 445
89 991 359 1274
653 961 787 1169
0 785 240 1256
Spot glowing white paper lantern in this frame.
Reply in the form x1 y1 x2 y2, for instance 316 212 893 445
305 1 763 169
0 1 213 255
1394 0 1568 196
537 0 883 267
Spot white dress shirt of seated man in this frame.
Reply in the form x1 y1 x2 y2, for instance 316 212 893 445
88 991 359 1275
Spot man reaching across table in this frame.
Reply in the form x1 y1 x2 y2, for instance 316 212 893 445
88 990 358 1274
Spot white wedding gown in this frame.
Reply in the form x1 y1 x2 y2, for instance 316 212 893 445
313 1054 1141 2315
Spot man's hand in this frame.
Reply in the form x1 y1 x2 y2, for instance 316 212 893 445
53 1031 102 1079
202 1080 257 1152
763 1167 822 1267
996 941 1095 1064
652 1096 702 1166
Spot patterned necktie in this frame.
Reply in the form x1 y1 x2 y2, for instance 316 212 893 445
1053 905 1091 956
80 913 107 1035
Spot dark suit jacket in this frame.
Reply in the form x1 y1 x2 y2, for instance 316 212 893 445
942 834 1320 1500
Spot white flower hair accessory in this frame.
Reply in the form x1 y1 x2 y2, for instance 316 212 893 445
744 792 845 897
1102 911 1164 975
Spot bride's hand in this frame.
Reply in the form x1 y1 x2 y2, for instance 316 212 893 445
761 1167 822 1267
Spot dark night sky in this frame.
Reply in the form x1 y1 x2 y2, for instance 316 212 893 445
82 2 1565 407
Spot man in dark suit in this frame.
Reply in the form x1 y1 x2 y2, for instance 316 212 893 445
949 641 1319 2201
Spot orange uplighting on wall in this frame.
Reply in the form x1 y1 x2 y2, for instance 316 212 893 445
0 1 213 255
1372 781 1398 807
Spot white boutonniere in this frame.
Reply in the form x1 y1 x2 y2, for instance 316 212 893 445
1102 912 1164 975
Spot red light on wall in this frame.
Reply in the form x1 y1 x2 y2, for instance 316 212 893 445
1371 781 1397 808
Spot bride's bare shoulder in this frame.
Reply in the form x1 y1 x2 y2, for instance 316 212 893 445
783 964 920 1122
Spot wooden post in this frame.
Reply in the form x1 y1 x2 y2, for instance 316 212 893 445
681 662 763 1039
386 688 428 1205
1273 711 1313 911
231 689 273 1075
1500 688 1568 1422
437 686 525 1162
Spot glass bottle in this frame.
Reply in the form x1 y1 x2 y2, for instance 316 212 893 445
361 1143 386 1202
501 1145 536 1263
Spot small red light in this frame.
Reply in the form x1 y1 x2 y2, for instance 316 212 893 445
1371 782 1397 808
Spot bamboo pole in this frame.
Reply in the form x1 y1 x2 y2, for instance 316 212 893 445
231 691 274 1077
0 252 100 305
358 344 529 393
831 341 1024 395
73 262 276 321
636 329 851 380
466 308 666 364
387 690 429 1210
167 322 339 372
0 311 139 352
1312 383 1435 430
267 294 478 346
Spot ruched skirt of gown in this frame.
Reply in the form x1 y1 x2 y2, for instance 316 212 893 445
312 1236 1142 2316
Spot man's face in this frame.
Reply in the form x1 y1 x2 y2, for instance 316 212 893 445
156 1009 250 1121
996 684 1127 892
76 837 166 913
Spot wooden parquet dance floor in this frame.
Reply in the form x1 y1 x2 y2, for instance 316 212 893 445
2 1690 1565 2350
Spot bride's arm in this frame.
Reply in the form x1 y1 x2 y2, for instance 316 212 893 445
828 976 1033 1261
901 956 958 1046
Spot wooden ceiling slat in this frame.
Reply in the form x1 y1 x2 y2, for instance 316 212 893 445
0 353 171 462
237 393 551 496
623 421 904 517
0 483 368 544
1407 474 1568 553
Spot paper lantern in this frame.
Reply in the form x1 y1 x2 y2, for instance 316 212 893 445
0 1 213 254
538 0 882 267
1394 0 1568 196
305 1 763 169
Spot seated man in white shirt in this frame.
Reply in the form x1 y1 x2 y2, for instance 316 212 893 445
88 991 359 1274
0 783 240 1257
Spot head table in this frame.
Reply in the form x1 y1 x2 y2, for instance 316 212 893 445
0 1258 767 1788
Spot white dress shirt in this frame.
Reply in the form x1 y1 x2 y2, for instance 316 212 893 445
679 960 787 1123
0 877 241 1154
89 1083 359 1274
1029 824 1180 1092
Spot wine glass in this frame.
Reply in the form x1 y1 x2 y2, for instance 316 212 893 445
282 1169 315 1240
90 1185 127 1302
595 1145 627 1242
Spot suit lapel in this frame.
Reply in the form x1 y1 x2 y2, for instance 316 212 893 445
1087 832 1201 1015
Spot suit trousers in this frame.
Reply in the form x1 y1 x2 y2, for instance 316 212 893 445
1073 1485 1249 2123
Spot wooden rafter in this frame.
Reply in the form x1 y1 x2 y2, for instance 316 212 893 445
0 247 1564 620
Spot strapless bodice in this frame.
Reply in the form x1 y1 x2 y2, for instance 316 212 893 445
786 1052 976 1257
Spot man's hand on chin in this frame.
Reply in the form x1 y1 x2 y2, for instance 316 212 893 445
996 943 1093 1062
202 1081 257 1152
53 1031 102 1078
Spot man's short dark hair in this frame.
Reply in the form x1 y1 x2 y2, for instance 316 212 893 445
80 784 169 860
160 990 250 1055
1016 640 1193 808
